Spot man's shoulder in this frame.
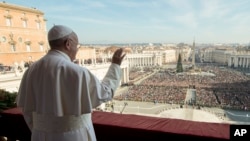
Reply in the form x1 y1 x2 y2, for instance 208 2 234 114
65 63 88 73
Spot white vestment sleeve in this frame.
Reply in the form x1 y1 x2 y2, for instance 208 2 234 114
102 63 122 91
89 63 122 108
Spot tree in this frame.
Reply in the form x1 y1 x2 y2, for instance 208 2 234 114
176 53 183 73
0 89 17 112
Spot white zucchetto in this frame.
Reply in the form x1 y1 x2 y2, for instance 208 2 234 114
48 25 73 41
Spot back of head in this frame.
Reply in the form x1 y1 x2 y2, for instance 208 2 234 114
48 25 73 41
48 25 74 49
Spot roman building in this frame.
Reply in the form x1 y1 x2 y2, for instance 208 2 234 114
0 2 48 66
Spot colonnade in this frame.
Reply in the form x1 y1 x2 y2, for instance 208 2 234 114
126 53 162 67
228 56 250 68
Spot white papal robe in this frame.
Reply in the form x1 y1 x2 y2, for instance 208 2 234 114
16 50 122 141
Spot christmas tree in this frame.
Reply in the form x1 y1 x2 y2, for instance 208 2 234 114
176 53 183 73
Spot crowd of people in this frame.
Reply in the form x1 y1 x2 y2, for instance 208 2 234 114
128 66 155 80
114 64 250 111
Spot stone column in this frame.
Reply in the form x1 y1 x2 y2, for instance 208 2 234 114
235 57 238 68
143 57 145 66
242 57 247 68
132 58 134 67
126 67 129 83
247 58 249 68
239 57 242 67
239 57 241 67
228 57 231 67
123 68 126 84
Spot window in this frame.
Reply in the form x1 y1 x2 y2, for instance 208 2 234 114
25 41 31 51
36 22 41 29
26 45 31 52
6 18 12 26
5 10 12 26
22 20 27 28
21 13 28 28
11 44 16 52
1 36 6 42
36 15 41 29
39 44 44 51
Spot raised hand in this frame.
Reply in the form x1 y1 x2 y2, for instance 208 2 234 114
112 48 126 65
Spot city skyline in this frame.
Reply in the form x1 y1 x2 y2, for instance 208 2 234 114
4 0 250 44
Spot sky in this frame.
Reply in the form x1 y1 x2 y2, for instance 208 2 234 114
3 0 250 44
